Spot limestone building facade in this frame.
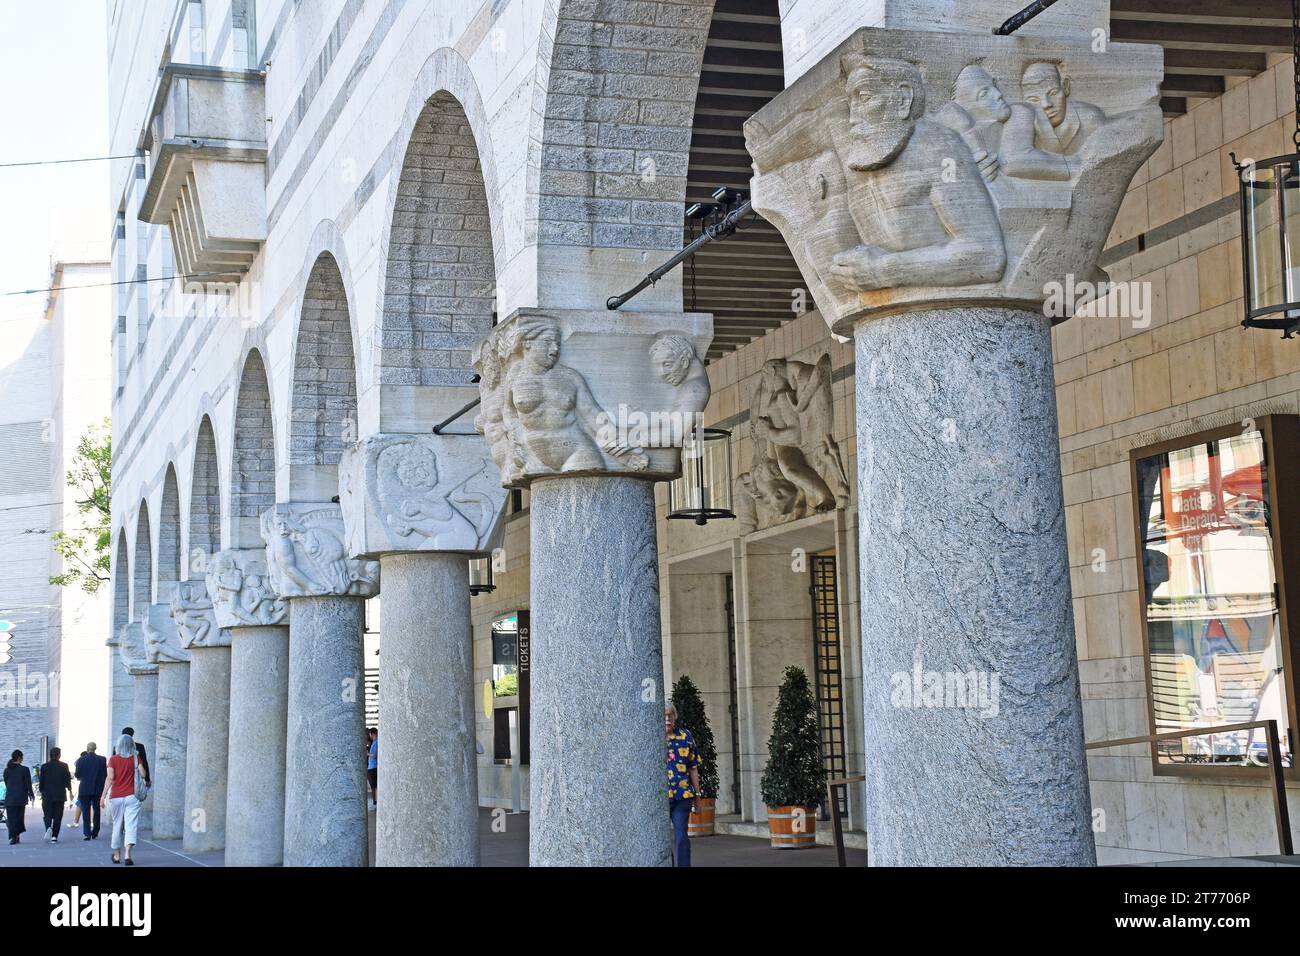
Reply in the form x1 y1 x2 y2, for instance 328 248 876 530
105 0 1300 865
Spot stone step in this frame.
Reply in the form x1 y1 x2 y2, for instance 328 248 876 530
713 814 870 851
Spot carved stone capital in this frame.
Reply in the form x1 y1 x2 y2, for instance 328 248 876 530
261 503 380 598
205 547 288 628
473 308 713 487
171 579 230 648
118 622 156 676
744 27 1163 335
145 602 191 663
339 433 508 558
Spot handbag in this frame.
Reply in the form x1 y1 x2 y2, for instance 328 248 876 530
133 754 150 803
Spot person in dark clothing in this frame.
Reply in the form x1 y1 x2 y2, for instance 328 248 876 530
74 743 107 840
3 751 35 844
120 727 150 786
38 747 73 842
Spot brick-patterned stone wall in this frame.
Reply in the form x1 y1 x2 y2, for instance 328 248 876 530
113 534 130 631
537 0 714 252
380 93 495 388
158 465 181 586
189 416 221 570
291 255 357 466
132 505 152 620
231 351 277 523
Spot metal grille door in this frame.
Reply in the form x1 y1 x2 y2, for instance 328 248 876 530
810 554 846 814
724 575 742 813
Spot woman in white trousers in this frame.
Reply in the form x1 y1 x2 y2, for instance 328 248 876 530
103 733 141 865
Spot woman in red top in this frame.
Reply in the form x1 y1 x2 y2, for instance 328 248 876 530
103 734 141 864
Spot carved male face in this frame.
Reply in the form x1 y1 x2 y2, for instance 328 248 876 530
650 336 693 387
843 57 922 171
1022 63 1069 127
954 65 1011 124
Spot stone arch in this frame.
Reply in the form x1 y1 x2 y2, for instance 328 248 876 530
230 348 277 549
377 80 498 428
158 464 182 595
113 530 130 635
288 251 358 500
189 414 222 573
529 0 718 309
132 504 152 621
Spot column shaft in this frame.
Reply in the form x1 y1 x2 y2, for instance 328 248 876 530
528 476 670 866
225 624 290 866
854 306 1094 865
131 672 158 834
183 645 230 852
152 661 190 839
376 552 477 866
283 595 368 866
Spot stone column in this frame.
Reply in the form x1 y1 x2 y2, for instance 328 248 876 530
144 602 190 840
339 433 509 867
262 503 379 867
117 621 156 833
106 628 134 738
473 309 713 865
206 548 289 866
173 580 230 852
744 25 1164 864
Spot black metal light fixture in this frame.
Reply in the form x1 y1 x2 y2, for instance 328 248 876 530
667 427 735 526
1234 0 1300 338
469 555 496 595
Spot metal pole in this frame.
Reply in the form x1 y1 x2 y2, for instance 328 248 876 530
828 783 846 867
1265 719 1294 855
992 0 1063 35
431 396 481 435
606 199 753 310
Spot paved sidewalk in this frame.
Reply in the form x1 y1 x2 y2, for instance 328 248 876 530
2 804 864 867
1 804 221 868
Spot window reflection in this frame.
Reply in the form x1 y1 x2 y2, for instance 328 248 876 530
1136 430 1292 768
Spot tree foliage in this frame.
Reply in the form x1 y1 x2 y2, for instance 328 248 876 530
50 418 112 594
671 674 719 799
759 666 824 808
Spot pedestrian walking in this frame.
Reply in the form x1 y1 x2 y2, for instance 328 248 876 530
3 751 34 845
665 705 701 867
105 734 142 864
366 728 378 806
38 747 73 842
120 727 151 787
74 743 107 840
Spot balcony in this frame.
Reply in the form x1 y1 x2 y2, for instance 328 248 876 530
139 63 267 282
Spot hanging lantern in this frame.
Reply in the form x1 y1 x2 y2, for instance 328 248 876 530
1236 0 1300 338
667 427 735 525
469 555 495 595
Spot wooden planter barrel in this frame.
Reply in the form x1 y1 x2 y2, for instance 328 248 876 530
688 797 716 837
766 805 817 848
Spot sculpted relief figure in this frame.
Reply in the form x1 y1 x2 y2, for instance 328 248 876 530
739 354 851 529
829 55 1006 294
144 602 190 663
376 440 499 548
207 550 286 627
118 622 153 675
500 318 648 475
171 578 224 648
262 505 379 598
940 65 1012 182
744 29 1162 332
472 339 525 485
649 332 710 442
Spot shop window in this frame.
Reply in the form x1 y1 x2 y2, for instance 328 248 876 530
1132 417 1300 776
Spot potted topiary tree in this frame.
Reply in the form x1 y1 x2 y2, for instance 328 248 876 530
760 666 825 848
671 674 719 837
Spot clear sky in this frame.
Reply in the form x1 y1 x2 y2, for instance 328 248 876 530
0 1 110 322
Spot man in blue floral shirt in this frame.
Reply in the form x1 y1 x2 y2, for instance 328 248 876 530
665 704 701 867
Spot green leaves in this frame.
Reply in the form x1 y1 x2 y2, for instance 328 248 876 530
671 674 719 799
49 418 111 595
759 666 825 809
